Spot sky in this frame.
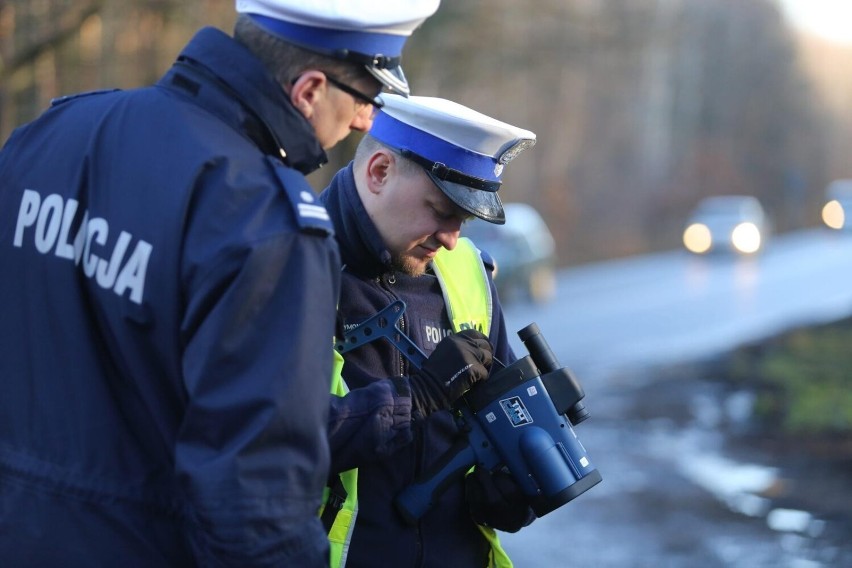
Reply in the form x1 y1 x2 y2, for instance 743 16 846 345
778 0 852 45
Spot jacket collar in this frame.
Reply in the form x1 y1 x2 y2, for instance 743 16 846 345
161 27 328 174
320 163 393 278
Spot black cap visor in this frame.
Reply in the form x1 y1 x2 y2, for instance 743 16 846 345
425 172 506 225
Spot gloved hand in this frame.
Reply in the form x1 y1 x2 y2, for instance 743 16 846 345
408 329 492 418
466 466 535 533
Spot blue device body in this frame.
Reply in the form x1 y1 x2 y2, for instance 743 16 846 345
335 301 602 523
395 353 601 522
467 357 600 512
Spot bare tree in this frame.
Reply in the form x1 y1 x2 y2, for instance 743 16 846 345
1 0 833 265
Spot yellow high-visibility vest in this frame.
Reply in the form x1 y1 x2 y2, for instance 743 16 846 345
321 350 359 567
323 238 513 568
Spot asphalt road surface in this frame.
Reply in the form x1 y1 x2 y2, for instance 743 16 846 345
495 229 852 567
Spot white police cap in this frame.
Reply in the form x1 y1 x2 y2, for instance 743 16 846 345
369 94 536 224
235 0 439 96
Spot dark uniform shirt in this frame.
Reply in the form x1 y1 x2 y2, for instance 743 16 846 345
320 164 515 568
0 27 339 567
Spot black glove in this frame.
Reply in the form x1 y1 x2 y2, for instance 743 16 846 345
408 329 492 418
466 466 535 533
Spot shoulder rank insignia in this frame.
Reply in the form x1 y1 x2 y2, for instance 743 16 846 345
269 158 335 237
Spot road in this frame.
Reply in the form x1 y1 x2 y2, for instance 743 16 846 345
495 228 852 567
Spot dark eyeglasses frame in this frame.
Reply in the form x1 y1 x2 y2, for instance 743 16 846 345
324 74 384 113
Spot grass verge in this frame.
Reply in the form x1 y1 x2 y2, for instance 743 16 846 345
724 316 852 436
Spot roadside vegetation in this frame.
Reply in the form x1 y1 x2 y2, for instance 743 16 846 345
724 317 852 437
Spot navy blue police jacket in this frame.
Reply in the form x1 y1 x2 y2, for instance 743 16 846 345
320 164 516 567
0 27 339 567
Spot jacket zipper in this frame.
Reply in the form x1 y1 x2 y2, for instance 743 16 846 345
378 274 404 376
379 273 425 567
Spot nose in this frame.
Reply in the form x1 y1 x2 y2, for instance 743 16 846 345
435 226 461 251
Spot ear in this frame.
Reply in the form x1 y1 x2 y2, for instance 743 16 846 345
289 70 328 119
363 150 394 196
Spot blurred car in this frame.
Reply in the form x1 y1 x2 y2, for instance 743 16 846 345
821 179 852 231
462 202 557 304
682 195 770 255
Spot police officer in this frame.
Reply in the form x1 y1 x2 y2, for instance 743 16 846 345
0 1 439 566
320 95 538 567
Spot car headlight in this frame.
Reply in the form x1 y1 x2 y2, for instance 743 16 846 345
822 199 845 229
731 222 761 254
683 223 712 254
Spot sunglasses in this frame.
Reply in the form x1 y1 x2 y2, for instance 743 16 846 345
324 74 384 115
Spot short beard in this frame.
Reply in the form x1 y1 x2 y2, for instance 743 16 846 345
391 252 428 277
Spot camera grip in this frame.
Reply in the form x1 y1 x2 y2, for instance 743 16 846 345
394 436 476 524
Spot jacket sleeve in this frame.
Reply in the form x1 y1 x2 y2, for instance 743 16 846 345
178 225 338 566
327 377 415 475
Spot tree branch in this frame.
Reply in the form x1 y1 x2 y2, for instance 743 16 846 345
0 0 105 82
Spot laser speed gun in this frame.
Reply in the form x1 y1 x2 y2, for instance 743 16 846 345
335 300 602 523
